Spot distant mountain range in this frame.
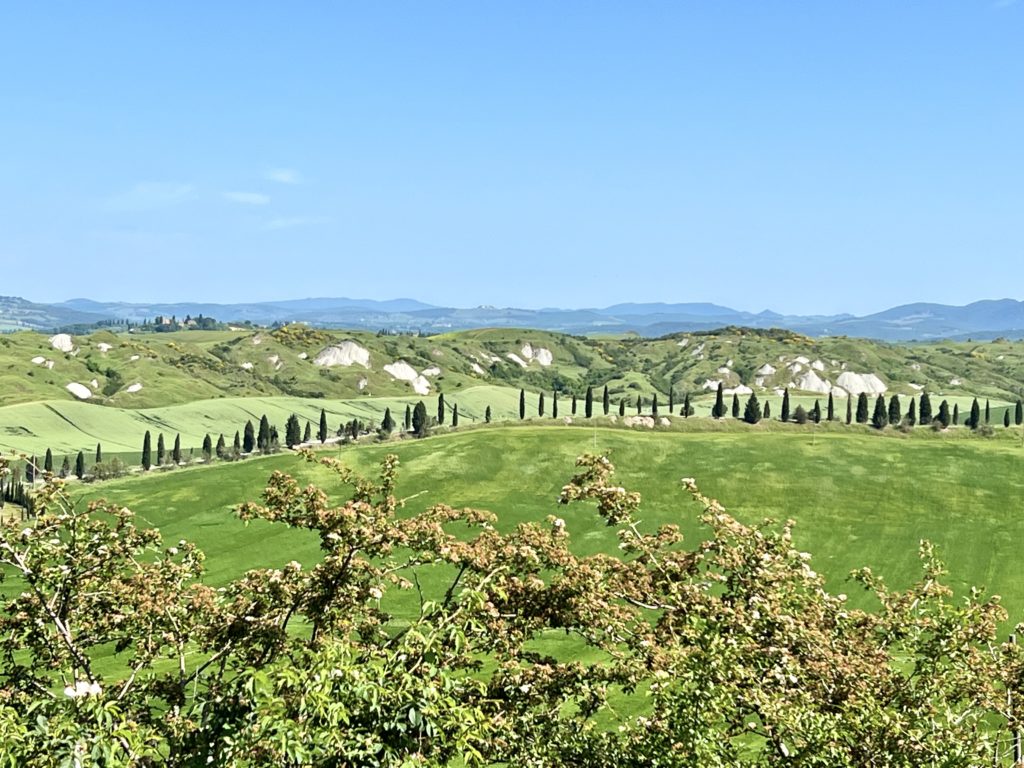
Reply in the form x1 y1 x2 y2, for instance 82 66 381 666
5 295 1024 341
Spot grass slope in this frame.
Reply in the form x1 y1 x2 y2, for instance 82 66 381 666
76 427 1024 624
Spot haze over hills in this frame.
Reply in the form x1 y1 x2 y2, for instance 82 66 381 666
6 295 1024 341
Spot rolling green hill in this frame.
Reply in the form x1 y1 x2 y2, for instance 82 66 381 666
69 426 1024 625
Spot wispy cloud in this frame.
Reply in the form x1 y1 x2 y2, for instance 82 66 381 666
103 182 195 211
263 216 323 231
223 191 270 205
265 168 302 185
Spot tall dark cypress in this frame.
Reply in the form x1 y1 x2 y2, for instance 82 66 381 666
202 434 213 461
907 398 917 426
142 431 152 470
635 394 642 415
485 405 492 423
405 405 412 432
572 394 578 415
258 416 271 454
1016 400 1023 426
652 394 659 418
781 388 791 422
846 397 852 425
319 408 329 443
585 386 594 418
44 449 53 473
618 399 625 417
303 422 312 443
285 414 301 447
919 393 933 425
811 399 821 424
668 386 674 413
603 385 610 415
731 393 740 419
714 383 725 419
75 451 85 479
1005 410 1011 428
682 393 691 418
233 431 241 455
871 395 888 429
95 443 102 464
172 434 181 465
519 389 526 420
553 391 559 419
969 398 981 430
538 392 546 417
937 400 950 428
243 420 255 453
743 393 762 424
827 392 835 421
856 393 869 424
452 404 459 427
438 393 446 425
985 399 991 424
381 407 395 434
888 395 901 427
216 434 226 459
157 433 166 465
952 403 959 425
763 401 771 419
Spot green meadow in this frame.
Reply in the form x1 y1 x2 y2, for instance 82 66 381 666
74 425 1024 624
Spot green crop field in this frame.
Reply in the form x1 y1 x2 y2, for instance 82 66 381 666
70 426 1024 625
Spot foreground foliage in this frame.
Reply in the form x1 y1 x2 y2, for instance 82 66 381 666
1 453 1023 766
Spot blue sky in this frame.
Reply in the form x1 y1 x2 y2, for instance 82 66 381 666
1 2 1022 315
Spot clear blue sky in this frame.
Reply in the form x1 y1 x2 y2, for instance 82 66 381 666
1 2 1022 315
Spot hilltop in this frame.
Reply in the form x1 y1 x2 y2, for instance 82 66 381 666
2 324 1023 413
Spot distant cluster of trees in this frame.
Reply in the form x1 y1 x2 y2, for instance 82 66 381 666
709 383 1024 431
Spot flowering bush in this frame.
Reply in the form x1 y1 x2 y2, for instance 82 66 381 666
1 453 1022 766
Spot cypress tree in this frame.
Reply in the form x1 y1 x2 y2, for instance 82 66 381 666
743 393 762 424
75 451 85 479
827 392 835 421
668 387 674 413
764 401 771 419
636 394 642 415
985 399 991 424
216 434 226 459
952 403 959 425
142 431 152 471
937 400 951 428
172 434 181 465
303 422 312 443
907 398 917 426
572 394 578 415
519 390 526 420
233 431 241 455
919 393 932 425
731 393 740 419
683 393 691 418
652 394 659 418
781 388 791 422
714 383 726 419
95 443 102 464
888 395 901 427
1005 410 1011 428
603 385 610 415
552 391 558 419
969 398 981 430
618 399 625 417
60 455 70 478
202 434 213 461
258 416 271 454
44 449 53 473
846 397 852 425
452 404 459 427
405 405 412 431
1016 400 1023 426
585 386 594 418
26 457 36 484
243 420 255 453
381 407 395 433
319 408 329 443
871 395 888 429
157 433 166 465
412 400 429 437
811 399 821 424
855 393 869 424
538 392 545 417
285 414 301 447
485 405 492 423
438 393 446 425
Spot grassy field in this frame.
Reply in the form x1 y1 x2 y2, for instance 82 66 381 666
68 425 1024 626
0 385 527 456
